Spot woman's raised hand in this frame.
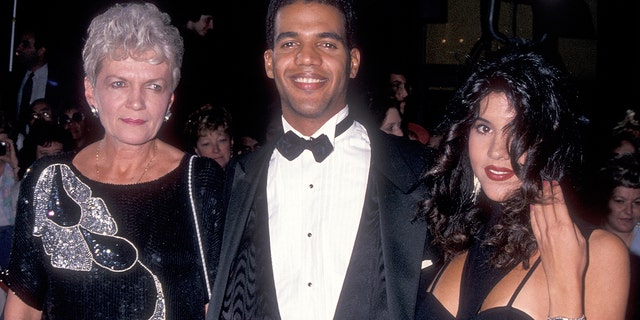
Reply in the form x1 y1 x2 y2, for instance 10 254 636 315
530 180 587 319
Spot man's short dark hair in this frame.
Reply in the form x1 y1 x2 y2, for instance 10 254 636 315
264 0 358 50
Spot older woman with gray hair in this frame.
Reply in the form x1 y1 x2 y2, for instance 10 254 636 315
3 3 225 319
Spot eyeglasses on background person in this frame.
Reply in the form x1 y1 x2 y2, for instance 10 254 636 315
27 98 55 125
31 110 52 121
59 111 84 126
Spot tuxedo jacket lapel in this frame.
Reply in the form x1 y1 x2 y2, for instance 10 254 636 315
209 140 280 319
368 131 431 319
334 130 432 319
334 157 387 319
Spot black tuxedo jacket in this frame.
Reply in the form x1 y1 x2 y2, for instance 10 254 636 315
207 125 439 320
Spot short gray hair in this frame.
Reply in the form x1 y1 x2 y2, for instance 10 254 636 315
82 2 184 91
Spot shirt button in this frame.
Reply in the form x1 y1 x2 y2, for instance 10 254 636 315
307 232 312 237
308 282 312 287
309 184 314 189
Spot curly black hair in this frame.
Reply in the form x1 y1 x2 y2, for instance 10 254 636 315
417 49 583 269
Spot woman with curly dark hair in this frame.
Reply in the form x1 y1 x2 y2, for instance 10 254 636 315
415 50 629 320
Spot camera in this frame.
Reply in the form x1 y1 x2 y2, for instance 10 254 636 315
0 141 7 156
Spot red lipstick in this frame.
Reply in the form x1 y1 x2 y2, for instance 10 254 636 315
484 165 514 181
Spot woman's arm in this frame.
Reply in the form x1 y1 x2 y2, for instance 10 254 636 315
584 229 629 320
4 291 42 320
531 180 587 319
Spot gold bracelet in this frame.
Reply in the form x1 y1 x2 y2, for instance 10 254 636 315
547 316 586 320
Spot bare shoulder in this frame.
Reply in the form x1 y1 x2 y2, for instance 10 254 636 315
155 140 186 170
584 228 630 319
585 228 629 288
588 228 629 259
586 228 629 273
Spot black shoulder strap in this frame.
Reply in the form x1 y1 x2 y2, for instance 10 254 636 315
507 257 542 306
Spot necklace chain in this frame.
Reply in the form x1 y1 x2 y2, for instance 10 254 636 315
95 140 158 183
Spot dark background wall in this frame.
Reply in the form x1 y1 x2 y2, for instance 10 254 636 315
0 0 637 145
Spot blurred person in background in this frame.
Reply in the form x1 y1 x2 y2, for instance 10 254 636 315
14 98 56 151
234 131 262 156
184 103 234 169
5 26 70 136
590 153 640 319
164 1 218 146
16 120 74 180
59 104 101 152
0 114 19 320
367 96 404 137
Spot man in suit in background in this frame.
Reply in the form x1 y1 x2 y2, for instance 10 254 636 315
4 26 70 139
207 0 439 319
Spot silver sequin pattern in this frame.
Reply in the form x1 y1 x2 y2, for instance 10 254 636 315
32 164 166 319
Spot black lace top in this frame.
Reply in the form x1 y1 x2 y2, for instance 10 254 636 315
3 152 225 320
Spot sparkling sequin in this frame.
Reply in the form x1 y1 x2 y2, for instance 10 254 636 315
32 164 166 319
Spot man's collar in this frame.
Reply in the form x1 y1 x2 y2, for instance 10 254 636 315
281 105 350 139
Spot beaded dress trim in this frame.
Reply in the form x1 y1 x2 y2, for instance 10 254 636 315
188 155 211 299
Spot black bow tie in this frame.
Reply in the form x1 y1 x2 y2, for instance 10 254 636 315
276 114 353 163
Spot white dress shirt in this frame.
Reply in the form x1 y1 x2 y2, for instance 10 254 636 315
267 106 371 320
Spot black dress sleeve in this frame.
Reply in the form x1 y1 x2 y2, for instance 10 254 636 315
190 156 226 293
3 153 74 309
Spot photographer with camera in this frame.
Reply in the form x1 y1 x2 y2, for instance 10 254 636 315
0 114 19 318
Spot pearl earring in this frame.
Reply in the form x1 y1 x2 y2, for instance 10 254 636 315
164 111 172 122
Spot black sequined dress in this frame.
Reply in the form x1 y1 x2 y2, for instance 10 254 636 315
3 152 225 320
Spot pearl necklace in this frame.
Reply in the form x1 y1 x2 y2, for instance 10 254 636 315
95 140 158 183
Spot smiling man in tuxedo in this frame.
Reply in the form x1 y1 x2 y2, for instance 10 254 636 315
207 1 439 319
